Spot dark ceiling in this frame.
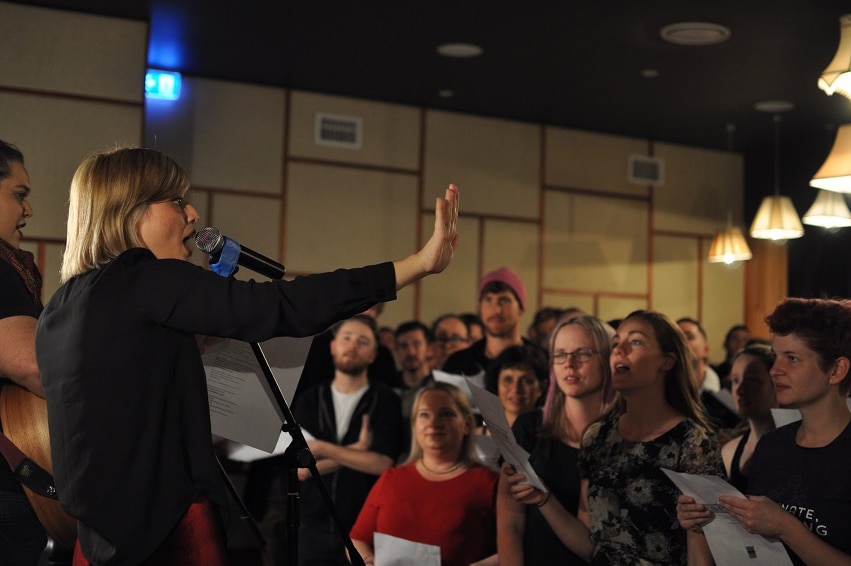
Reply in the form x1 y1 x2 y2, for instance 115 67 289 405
11 0 851 296
13 0 851 155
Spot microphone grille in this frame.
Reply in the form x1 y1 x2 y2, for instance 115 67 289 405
195 226 223 254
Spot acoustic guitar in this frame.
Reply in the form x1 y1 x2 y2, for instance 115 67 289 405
0 384 77 549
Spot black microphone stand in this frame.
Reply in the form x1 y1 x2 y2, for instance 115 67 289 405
248 342 365 566
199 234 365 566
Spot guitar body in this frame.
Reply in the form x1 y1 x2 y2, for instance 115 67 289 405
0 384 77 549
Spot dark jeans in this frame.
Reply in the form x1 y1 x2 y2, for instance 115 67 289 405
0 489 47 566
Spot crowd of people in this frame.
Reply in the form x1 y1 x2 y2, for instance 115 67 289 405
1 138 850 566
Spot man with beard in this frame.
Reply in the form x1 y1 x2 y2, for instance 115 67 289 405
261 315 402 566
443 267 546 377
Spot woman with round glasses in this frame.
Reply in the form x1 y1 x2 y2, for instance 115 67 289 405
498 315 615 565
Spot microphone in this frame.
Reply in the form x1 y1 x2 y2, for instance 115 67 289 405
195 226 286 280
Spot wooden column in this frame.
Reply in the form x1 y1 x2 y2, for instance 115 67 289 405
744 238 788 340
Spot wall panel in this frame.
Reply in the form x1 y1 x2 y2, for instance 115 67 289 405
654 143 743 235
289 91 421 170
545 127 649 197
0 2 146 101
285 162 418 271
651 234 700 319
543 191 649 294
424 111 540 219
189 78 286 193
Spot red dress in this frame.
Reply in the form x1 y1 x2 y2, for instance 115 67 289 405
350 463 497 566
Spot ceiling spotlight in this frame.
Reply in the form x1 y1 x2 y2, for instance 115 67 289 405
436 43 483 58
660 22 732 46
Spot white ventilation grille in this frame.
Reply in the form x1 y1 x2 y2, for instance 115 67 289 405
628 155 664 186
315 113 362 149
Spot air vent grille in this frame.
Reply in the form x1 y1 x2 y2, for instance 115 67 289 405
315 113 362 149
628 155 664 186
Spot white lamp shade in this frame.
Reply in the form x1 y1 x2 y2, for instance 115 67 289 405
803 190 851 228
707 226 753 264
749 196 804 240
810 124 851 193
818 14 851 99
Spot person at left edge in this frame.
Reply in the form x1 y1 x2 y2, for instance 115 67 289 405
0 140 49 565
34 147 460 566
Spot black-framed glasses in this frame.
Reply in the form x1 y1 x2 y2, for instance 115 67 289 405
435 335 468 344
551 348 596 365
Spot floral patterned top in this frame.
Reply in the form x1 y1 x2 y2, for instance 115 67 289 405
578 414 723 565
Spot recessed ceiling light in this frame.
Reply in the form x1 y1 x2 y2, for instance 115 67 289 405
436 43 483 58
438 89 454 98
641 69 660 78
660 22 732 46
754 100 795 113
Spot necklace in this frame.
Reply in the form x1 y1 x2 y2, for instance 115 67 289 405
419 458 463 475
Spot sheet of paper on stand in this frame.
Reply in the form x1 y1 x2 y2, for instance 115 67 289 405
465 378 547 492
662 468 793 566
374 532 440 566
432 369 485 413
201 335 314 452
228 429 316 463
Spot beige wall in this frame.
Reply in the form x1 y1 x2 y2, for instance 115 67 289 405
0 2 146 294
1 3 747 360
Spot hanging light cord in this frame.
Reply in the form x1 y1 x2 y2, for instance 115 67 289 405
773 114 782 197
725 123 736 227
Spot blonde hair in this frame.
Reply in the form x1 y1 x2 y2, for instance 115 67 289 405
61 147 189 282
405 382 478 467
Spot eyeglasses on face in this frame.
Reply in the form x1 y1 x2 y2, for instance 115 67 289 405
551 348 596 365
435 335 468 344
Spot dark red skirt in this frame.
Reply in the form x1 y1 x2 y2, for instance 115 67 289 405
73 497 227 565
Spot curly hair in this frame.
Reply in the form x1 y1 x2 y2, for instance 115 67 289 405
765 297 851 394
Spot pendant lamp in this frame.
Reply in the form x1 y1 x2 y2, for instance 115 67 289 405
810 124 851 193
708 124 752 264
749 115 804 241
818 14 851 100
802 189 851 229
708 225 753 264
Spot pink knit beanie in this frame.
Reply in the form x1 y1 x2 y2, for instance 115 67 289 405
478 267 526 310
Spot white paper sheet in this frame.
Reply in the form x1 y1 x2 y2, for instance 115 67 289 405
201 335 313 453
662 468 793 566
228 429 315 463
374 532 440 566
472 434 501 472
432 369 485 413
465 379 547 491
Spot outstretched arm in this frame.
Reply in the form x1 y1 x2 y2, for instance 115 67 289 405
393 183 459 290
